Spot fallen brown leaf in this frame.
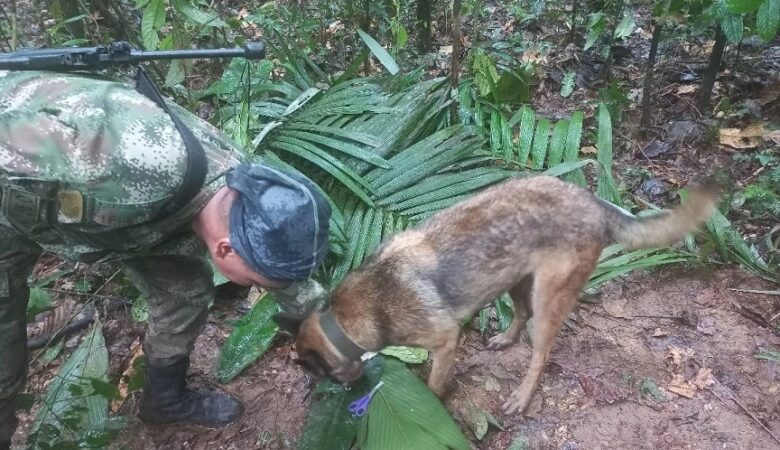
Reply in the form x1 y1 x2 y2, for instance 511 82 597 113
719 127 763 149
112 338 143 413
677 85 696 95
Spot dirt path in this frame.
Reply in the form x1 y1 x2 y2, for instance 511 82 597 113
92 266 779 450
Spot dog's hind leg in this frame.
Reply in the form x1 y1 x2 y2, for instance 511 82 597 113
426 325 461 397
502 256 595 415
487 274 533 350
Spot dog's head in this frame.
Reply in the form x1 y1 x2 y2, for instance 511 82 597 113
273 312 365 385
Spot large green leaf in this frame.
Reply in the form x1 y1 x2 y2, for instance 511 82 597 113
530 118 550 170
614 8 637 39
299 357 385 450
547 119 570 168
357 29 400 75
596 104 620 204
141 0 165 50
31 322 109 441
588 247 692 289
757 0 780 42
358 357 471 450
726 0 764 13
720 12 745 43
26 287 53 322
171 0 228 27
216 293 281 383
512 106 535 165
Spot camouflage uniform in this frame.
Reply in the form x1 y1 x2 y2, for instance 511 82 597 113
0 70 327 443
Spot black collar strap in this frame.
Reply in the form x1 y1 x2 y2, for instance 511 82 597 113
319 310 365 361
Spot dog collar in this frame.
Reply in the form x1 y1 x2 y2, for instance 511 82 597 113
319 310 365 361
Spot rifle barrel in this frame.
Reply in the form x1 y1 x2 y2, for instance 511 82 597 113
132 42 266 61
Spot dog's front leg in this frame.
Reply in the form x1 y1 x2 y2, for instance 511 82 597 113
426 328 460 397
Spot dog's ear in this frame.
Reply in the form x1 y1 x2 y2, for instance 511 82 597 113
273 312 306 336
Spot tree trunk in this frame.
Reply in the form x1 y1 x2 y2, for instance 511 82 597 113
416 0 432 53
640 19 662 133
469 0 483 49
450 0 463 123
697 25 727 115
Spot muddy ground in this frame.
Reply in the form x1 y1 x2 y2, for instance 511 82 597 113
14 266 778 449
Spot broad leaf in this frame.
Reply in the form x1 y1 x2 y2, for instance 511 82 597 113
560 71 575 98
27 287 53 322
358 357 470 450
726 0 764 13
216 293 281 383
357 29 400 75
585 13 607 50
141 0 165 50
171 0 228 27
513 106 536 165
299 357 384 450
757 0 780 42
131 296 149 323
596 104 620 204
614 9 637 39
31 322 110 442
379 346 428 364
720 12 744 43
530 118 550 170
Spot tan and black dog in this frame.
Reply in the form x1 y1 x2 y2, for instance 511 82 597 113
274 176 719 415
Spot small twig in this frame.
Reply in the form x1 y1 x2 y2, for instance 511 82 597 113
44 288 126 300
729 288 780 296
729 298 780 336
29 270 122 363
632 314 684 320
710 381 780 446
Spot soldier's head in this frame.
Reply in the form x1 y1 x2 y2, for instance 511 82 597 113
196 163 331 288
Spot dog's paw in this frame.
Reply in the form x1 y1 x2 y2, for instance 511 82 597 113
486 333 515 351
502 393 527 415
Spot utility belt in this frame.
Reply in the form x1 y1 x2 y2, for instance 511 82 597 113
0 176 175 244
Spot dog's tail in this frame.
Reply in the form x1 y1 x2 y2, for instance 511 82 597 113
602 181 720 250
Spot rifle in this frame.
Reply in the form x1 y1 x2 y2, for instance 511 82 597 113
0 40 266 70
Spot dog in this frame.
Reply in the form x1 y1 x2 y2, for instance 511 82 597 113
274 176 719 415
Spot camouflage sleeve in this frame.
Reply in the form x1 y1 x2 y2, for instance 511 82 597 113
268 278 329 316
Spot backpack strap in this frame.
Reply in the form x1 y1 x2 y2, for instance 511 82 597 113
134 67 208 217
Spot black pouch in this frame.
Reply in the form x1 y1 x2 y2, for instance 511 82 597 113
0 177 63 244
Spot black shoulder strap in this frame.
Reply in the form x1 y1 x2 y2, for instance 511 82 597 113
134 67 208 217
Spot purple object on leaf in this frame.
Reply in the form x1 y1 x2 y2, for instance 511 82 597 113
347 381 385 417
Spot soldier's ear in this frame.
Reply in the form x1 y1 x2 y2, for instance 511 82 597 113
273 312 306 337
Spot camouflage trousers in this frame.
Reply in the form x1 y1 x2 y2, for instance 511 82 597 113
0 223 328 444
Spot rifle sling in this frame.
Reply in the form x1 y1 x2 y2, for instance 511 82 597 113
134 67 208 218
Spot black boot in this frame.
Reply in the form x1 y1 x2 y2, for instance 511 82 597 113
138 357 243 427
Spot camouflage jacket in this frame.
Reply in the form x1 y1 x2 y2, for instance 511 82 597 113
0 70 247 262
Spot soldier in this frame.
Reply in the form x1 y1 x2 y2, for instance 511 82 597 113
0 70 331 449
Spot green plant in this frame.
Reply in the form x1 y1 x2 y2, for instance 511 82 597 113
27 322 125 449
299 356 470 450
756 348 780 362
597 80 631 124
